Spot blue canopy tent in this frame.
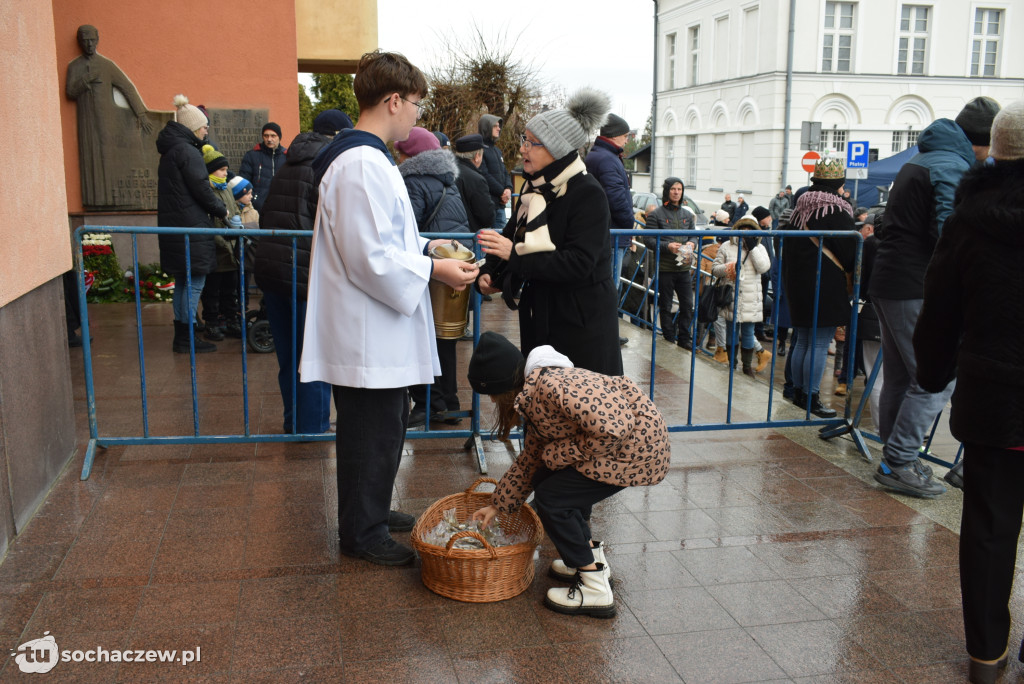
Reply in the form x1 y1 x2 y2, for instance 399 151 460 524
853 145 919 207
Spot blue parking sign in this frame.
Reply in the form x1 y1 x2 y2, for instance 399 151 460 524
847 141 869 168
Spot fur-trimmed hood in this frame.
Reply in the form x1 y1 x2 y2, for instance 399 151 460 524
398 148 460 184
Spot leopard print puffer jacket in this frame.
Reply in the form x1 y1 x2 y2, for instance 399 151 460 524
491 367 670 514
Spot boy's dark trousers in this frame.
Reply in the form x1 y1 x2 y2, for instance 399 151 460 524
332 385 408 553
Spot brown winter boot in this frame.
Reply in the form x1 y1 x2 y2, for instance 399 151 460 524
713 346 729 364
755 348 773 372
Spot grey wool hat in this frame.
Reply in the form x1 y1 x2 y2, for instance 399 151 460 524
526 88 611 159
989 99 1024 161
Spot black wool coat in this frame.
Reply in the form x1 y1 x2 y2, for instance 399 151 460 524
253 132 330 299
455 157 494 231
915 158 1024 449
479 169 623 376
156 121 226 276
780 189 857 328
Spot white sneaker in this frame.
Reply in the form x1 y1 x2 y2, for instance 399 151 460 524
549 541 611 582
544 563 616 618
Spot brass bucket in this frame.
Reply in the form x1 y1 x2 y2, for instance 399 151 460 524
428 241 475 340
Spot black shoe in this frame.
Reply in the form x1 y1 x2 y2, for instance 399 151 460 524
481 293 493 302
408 407 426 428
204 326 225 341
173 321 217 353
441 411 463 426
968 654 1008 684
224 321 243 338
388 510 416 532
808 393 836 418
677 339 693 351
873 459 947 498
619 337 628 347
791 388 807 408
778 346 787 357
342 537 415 566
663 336 677 344
943 461 964 490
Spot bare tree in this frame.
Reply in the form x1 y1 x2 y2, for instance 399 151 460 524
421 26 544 171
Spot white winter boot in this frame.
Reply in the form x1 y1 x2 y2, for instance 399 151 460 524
544 563 616 618
549 541 611 582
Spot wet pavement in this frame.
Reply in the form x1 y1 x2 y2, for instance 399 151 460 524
1 300 1019 682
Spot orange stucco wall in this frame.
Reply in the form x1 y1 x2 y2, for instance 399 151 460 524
0 1 72 307
52 0 301 214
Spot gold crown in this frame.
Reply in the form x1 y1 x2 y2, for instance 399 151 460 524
813 157 846 180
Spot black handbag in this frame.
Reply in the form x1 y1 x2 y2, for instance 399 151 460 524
697 283 720 323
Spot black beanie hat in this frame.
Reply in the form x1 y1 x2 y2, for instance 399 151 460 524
600 113 630 138
955 97 1001 146
751 206 771 222
262 122 283 138
468 332 525 395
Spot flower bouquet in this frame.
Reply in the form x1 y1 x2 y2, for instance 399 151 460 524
82 233 129 302
124 264 175 302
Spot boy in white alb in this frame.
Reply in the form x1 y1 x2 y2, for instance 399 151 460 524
300 51 478 565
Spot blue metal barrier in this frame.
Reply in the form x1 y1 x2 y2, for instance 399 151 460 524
76 224 896 482
74 225 487 480
612 227 865 436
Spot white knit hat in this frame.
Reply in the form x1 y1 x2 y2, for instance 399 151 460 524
173 94 208 133
989 99 1024 161
525 89 610 159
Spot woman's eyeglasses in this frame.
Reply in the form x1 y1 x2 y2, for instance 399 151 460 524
519 134 545 151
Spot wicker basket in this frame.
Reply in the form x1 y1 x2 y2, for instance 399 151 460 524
411 477 544 603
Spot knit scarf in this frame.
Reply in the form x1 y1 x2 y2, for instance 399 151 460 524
790 187 852 229
513 152 587 256
209 175 228 190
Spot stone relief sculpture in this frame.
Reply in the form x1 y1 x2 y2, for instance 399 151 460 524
65 24 159 210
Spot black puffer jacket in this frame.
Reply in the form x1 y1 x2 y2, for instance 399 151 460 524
399 149 469 239
915 158 1024 449
478 114 513 215
156 121 226 275
253 132 330 299
455 157 494 231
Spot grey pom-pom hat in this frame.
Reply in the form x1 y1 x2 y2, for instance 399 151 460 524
525 88 611 159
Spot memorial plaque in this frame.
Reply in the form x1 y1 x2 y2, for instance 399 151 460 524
206 109 270 172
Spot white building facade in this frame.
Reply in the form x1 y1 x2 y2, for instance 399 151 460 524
652 0 1024 209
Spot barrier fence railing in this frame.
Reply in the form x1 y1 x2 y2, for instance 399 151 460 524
75 224 954 481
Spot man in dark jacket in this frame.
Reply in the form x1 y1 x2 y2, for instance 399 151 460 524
157 95 228 353
869 96 1000 498
452 134 494 231
240 122 287 213
477 114 513 229
732 194 750 223
720 193 737 220
254 110 351 434
645 177 696 349
585 114 634 281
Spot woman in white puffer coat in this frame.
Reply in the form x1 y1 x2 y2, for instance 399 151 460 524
711 216 773 376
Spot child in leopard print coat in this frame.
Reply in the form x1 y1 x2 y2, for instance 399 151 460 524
468 332 670 618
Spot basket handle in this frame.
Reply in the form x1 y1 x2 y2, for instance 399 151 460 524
465 477 499 494
444 530 498 559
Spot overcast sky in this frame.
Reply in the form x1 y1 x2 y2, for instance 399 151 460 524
304 0 657 132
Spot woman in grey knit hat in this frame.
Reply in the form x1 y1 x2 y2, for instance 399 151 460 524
475 89 623 375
